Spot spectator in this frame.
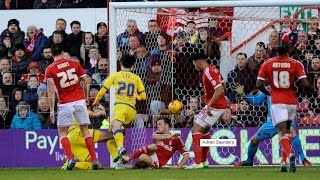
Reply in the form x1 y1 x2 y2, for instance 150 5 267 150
247 42 268 72
266 31 280 58
181 96 201 128
47 18 68 48
0 31 15 58
37 83 48 97
38 46 54 74
1 72 16 97
150 34 170 56
144 19 167 52
23 75 39 112
24 25 48 61
117 19 144 49
11 43 32 79
90 58 108 84
185 21 198 45
0 19 25 48
95 22 108 58
9 87 23 114
48 30 67 51
226 53 256 103
198 28 221 66
0 96 14 129
134 45 151 77
307 17 320 35
80 32 99 66
215 107 244 128
19 61 45 87
66 21 84 60
37 97 56 129
207 17 224 39
0 57 12 73
10 101 42 130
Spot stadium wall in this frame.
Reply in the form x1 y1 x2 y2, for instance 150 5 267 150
0 128 318 168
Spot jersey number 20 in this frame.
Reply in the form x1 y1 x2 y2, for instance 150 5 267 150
117 82 135 97
57 68 79 88
273 71 290 88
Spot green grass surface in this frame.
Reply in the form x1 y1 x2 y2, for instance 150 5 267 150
0 167 319 180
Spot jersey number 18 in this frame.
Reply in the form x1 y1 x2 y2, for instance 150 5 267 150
273 71 290 88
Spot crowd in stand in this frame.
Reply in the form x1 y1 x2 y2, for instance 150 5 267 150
0 8 319 130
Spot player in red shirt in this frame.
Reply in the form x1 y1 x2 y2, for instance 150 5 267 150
187 53 227 169
256 44 311 173
45 44 99 170
122 117 189 169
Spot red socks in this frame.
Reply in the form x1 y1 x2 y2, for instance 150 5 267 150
60 136 73 160
279 134 291 162
192 133 202 164
130 145 150 160
84 135 97 161
202 133 211 162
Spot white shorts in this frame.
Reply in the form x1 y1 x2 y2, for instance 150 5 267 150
57 99 91 127
271 104 297 126
195 106 226 127
150 153 160 169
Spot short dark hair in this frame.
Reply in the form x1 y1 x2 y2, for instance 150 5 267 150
187 21 196 25
70 21 81 28
156 117 171 126
275 43 289 56
120 53 136 68
134 161 149 169
42 45 51 53
56 18 66 25
192 52 208 62
236 52 247 59
51 44 64 57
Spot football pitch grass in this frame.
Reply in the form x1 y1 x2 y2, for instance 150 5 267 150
1 167 319 180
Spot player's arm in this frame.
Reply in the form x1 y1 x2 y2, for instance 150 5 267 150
81 75 91 99
47 78 56 122
300 77 312 89
136 77 147 101
256 79 270 96
175 152 190 169
152 133 179 141
93 75 112 106
207 85 224 108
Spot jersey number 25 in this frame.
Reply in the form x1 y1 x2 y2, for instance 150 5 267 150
57 68 79 88
273 71 290 88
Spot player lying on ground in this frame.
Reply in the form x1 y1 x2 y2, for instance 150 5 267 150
122 117 190 169
187 52 228 169
61 119 114 170
256 43 311 173
233 87 311 168
93 53 147 163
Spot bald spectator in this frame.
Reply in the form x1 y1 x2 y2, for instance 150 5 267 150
117 19 144 49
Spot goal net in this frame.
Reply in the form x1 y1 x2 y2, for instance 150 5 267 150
109 1 320 166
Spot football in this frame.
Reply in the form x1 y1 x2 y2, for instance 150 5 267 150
168 100 183 114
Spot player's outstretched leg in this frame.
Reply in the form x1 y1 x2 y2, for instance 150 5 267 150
111 120 126 162
187 123 206 169
290 128 312 166
277 121 294 173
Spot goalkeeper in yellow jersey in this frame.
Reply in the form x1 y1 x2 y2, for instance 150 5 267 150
62 115 115 170
93 53 147 163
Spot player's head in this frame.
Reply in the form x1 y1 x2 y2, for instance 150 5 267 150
156 117 171 133
192 52 209 71
51 44 64 58
120 53 136 69
275 43 289 56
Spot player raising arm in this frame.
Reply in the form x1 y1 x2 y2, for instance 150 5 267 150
123 117 190 169
93 53 147 163
187 52 228 169
256 44 311 173
46 44 99 170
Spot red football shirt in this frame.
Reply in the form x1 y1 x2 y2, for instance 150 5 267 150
153 131 188 168
257 56 306 105
202 65 227 109
45 58 86 104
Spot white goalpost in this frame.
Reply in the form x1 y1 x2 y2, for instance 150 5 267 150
108 0 320 167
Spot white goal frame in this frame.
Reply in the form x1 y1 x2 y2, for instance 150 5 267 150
108 0 318 110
